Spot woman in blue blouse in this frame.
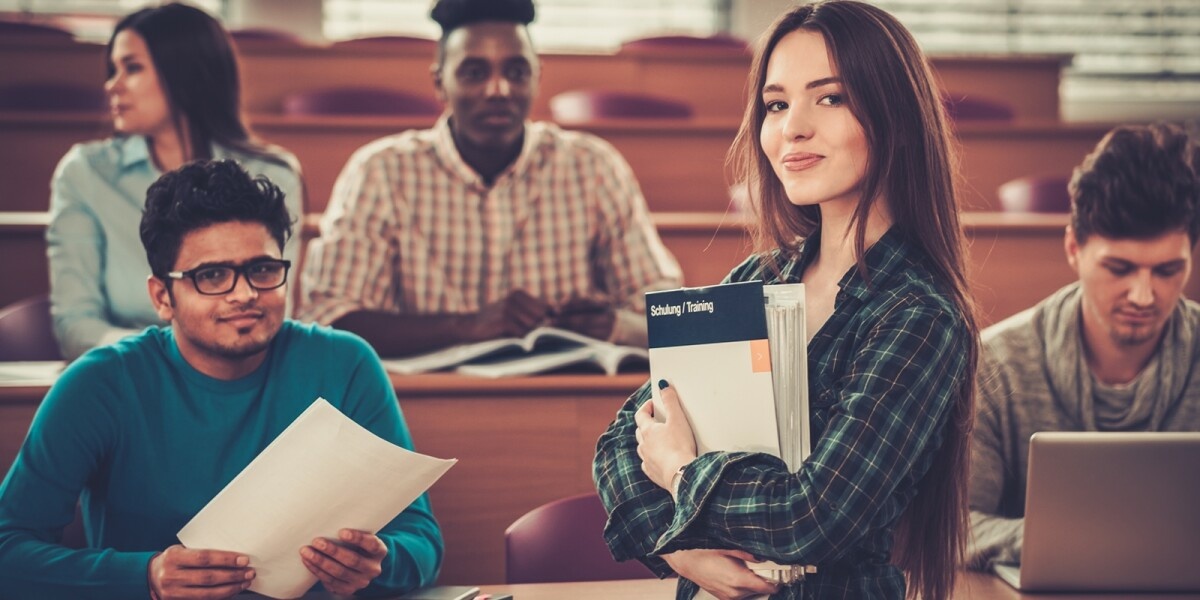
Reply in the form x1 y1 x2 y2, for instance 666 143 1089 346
48 3 303 359
594 2 979 599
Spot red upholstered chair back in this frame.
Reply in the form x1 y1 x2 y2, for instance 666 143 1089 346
619 33 749 53
331 35 437 52
229 27 305 44
504 493 652 583
998 175 1072 213
282 86 442 117
941 92 1016 122
0 295 62 361
549 90 693 124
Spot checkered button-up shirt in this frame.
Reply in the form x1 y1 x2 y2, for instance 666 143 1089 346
299 116 681 327
594 228 972 599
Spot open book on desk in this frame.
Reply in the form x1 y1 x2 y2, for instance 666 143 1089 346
382 326 647 377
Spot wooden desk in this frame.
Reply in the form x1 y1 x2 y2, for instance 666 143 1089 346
0 112 1111 215
0 210 1094 325
235 117 1120 216
0 37 1064 121
287 571 1200 599
264 116 1110 215
14 210 1200 329
0 371 649 585
468 573 1004 600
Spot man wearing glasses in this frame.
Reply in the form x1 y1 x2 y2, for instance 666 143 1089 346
0 160 442 599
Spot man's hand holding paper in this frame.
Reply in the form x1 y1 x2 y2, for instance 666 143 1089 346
176 398 455 599
147 545 254 599
300 528 387 597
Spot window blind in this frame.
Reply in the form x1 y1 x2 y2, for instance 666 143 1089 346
870 0 1200 118
322 0 721 51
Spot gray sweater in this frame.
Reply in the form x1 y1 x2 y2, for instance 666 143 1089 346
967 283 1200 568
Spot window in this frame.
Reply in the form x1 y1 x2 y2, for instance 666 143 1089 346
323 0 723 50
871 0 1200 120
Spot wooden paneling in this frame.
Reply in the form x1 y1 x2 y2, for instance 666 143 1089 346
398 375 641 584
0 112 1111 214
0 113 110 212
0 37 1063 120
954 122 1108 211
0 397 39 479
0 39 1074 214
0 213 49 309
934 55 1067 121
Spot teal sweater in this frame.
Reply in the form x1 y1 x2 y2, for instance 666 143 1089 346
0 321 443 598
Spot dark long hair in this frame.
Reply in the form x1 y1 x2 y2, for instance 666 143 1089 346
106 3 289 167
729 2 978 599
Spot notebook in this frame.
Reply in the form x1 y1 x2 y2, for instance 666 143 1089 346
993 431 1200 592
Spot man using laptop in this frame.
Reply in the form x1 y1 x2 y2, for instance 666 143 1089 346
967 122 1200 568
0 160 442 598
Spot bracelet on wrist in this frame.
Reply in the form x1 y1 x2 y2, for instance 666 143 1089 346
669 464 686 499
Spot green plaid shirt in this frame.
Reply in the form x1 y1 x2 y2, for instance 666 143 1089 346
594 228 971 599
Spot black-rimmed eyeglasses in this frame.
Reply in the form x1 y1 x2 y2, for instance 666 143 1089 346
167 259 291 295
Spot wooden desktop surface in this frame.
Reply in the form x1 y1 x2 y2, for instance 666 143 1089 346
282 572 1200 599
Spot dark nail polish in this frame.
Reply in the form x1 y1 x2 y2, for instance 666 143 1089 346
658 379 669 390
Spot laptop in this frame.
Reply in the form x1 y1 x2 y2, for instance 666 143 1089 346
993 431 1200 592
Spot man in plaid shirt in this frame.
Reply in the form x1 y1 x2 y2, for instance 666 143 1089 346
298 0 681 356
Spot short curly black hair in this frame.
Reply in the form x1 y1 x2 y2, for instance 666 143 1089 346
431 0 535 66
1070 122 1200 245
432 0 534 33
140 159 293 280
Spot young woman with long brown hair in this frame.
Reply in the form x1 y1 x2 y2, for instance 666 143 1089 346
594 2 978 599
47 3 303 360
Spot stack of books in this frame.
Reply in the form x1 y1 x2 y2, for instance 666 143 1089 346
645 280 811 469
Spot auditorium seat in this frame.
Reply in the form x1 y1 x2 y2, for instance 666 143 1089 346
618 33 749 54
998 175 1071 213
0 295 61 361
549 90 693 124
229 27 306 45
942 92 1016 122
505 493 652 584
282 86 441 117
331 35 437 51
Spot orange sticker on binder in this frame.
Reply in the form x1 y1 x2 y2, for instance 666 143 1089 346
750 339 771 373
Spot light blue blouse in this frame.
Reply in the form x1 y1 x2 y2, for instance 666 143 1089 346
47 135 304 360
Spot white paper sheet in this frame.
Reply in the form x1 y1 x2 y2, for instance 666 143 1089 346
177 398 456 599
0 360 64 386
